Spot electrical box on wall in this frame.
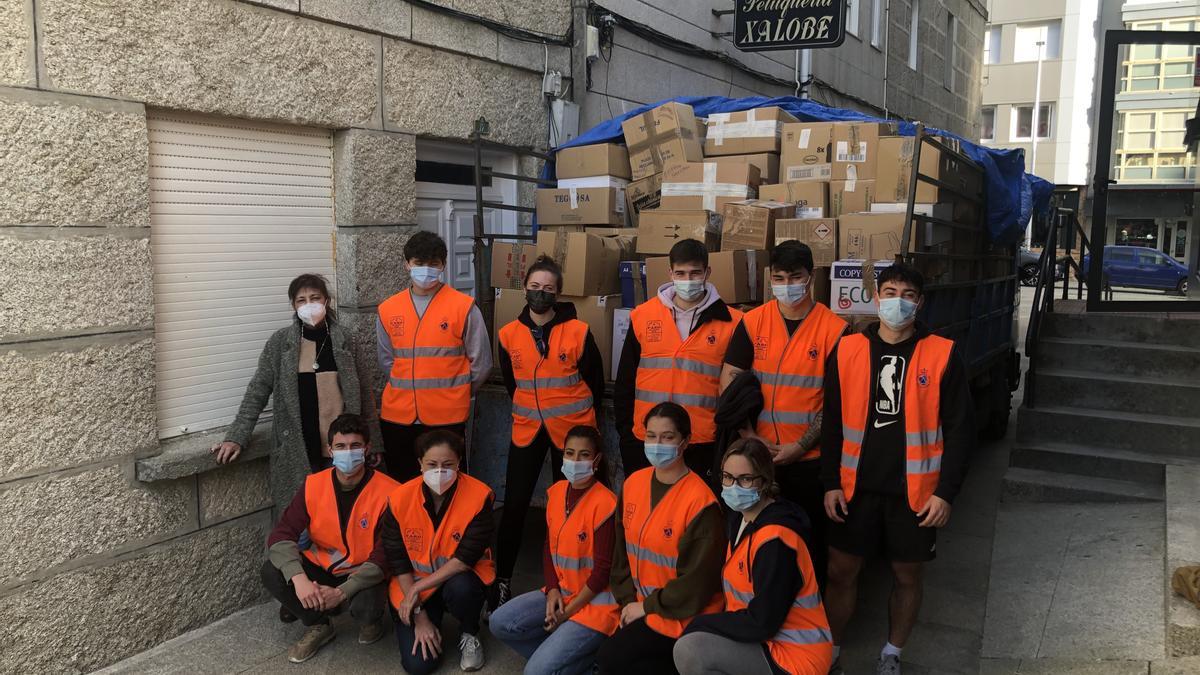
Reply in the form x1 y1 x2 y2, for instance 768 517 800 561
549 99 579 148
586 25 601 61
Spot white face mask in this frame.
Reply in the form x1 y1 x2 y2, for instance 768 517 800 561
296 302 326 327
410 266 443 290
673 279 706 302
423 467 457 495
772 282 808 307
878 297 919 330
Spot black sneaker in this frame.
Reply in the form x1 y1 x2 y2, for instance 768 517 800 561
279 605 297 623
487 578 512 613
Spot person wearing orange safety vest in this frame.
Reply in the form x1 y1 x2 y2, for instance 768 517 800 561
597 402 726 675
721 241 847 589
490 425 619 675
675 438 833 675
378 429 495 673
615 239 743 487
820 264 973 675
376 231 492 482
495 255 605 610
261 413 400 664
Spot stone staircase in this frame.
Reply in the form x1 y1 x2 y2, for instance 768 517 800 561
1004 308 1200 503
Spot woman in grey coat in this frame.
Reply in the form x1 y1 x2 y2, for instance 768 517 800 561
211 273 362 510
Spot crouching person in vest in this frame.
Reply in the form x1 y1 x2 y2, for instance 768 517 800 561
378 430 494 673
614 239 743 487
260 413 400 663
675 438 833 675
819 264 973 675
597 402 726 675
495 255 605 609
376 231 493 482
491 425 619 675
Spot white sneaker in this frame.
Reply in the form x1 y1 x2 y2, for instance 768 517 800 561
459 632 484 671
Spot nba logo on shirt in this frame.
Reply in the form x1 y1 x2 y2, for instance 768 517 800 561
876 355 906 416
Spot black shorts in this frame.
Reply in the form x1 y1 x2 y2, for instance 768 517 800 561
827 491 937 562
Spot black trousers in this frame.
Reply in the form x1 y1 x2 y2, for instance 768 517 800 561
618 438 717 490
260 557 386 628
496 426 564 579
596 616 678 675
379 420 467 482
394 571 487 675
776 458 829 590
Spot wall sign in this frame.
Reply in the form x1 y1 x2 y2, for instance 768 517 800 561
734 0 847 52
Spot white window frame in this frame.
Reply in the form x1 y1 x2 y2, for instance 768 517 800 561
983 26 1001 65
1011 103 1054 140
1115 109 1198 182
870 0 883 49
980 106 996 142
847 0 860 38
908 0 919 70
1121 18 1199 93
1013 21 1061 62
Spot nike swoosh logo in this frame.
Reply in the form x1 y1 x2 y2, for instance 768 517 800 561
873 419 899 429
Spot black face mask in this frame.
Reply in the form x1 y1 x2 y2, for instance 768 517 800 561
526 289 556 314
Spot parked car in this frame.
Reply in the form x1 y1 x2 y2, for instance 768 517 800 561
1082 245 1190 294
1018 247 1067 287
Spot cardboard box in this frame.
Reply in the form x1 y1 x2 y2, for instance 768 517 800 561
645 250 767 304
876 136 940 203
830 259 895 315
776 219 838 267
536 187 626 226
837 212 916 261
492 288 528 365
829 179 875 218
558 176 630 189
832 122 898 181
764 266 831 306
556 143 631 180
622 102 703 180
637 209 721 255
759 182 828 219
612 308 632 381
620 260 648 308
704 107 797 156
625 173 662 227
709 153 781 184
564 294 621 378
781 123 834 182
536 230 631 296
720 200 795 251
489 242 536 290
660 162 760 214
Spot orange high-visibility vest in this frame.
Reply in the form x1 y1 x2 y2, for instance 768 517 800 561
499 318 597 449
621 467 724 637
544 480 621 636
837 332 954 512
630 300 742 444
386 473 497 607
723 524 833 675
378 285 474 426
743 301 847 461
300 468 400 576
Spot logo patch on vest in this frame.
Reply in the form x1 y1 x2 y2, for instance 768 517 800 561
706 331 717 345
753 336 768 361
359 516 369 530
390 315 405 336
577 530 588 542
624 503 637 520
452 531 462 542
439 318 450 331
509 349 523 370
646 320 663 343
403 528 423 551
808 344 819 360
663 522 674 539
918 368 930 387
558 351 568 363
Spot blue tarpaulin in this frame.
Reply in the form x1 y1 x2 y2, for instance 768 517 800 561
545 95 1053 245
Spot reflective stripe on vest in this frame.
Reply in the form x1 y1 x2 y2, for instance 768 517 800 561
300 469 400 576
545 480 621 636
378 286 474 426
499 318 598 449
622 467 724 638
743 301 847 461
386 473 496 608
836 332 954 512
722 523 833 674
630 300 742 444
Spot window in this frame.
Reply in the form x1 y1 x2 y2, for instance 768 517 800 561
1122 18 1200 92
1012 103 1054 140
1108 249 1135 263
1013 22 1061 62
870 0 883 48
980 107 995 141
1115 110 1198 182
908 0 919 70
1136 250 1166 267
945 12 957 92
983 26 1001 65
847 0 860 37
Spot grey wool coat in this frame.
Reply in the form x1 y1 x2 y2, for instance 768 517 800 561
224 318 361 511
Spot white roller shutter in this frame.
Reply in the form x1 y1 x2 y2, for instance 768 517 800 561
149 111 336 439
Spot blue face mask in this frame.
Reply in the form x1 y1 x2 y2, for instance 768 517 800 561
721 484 762 512
673 279 706 302
644 443 681 468
410 265 443 289
561 458 595 484
772 282 808 307
877 297 918 329
331 448 365 474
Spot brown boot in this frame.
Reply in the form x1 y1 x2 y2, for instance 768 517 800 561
358 620 386 645
287 623 335 663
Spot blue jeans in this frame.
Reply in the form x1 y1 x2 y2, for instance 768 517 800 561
490 590 608 675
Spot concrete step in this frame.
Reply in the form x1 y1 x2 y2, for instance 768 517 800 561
1033 368 1200 418
1035 337 1200 380
1166 466 1200 657
1008 442 1185 484
1018 405 1200 454
1044 311 1200 350
1003 467 1164 503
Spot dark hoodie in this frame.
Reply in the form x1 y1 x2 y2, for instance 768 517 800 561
684 498 813 673
498 301 606 414
819 321 973 503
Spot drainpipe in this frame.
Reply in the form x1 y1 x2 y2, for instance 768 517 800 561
796 49 812 99
883 0 891 118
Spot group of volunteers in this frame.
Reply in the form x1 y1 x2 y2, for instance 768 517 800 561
215 228 972 675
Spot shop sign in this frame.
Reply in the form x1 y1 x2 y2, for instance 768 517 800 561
735 0 847 52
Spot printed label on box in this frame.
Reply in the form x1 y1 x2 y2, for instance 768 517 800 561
836 141 868 163
786 164 833 181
